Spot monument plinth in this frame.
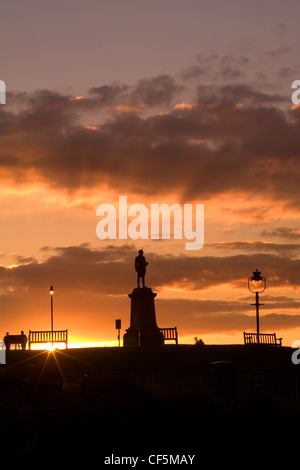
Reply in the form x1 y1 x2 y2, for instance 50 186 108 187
123 287 164 346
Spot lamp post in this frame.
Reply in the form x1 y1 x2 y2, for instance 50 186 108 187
49 285 54 339
248 269 266 374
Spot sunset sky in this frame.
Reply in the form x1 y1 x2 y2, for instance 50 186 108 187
1 0 300 347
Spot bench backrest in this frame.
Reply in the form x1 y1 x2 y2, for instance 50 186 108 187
160 327 178 343
244 332 282 346
28 330 68 349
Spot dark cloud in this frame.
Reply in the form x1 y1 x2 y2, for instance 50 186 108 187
256 295 300 310
274 22 290 38
129 74 184 107
261 227 300 240
13 255 37 265
88 83 130 105
180 65 206 80
264 46 290 58
278 66 299 78
86 75 184 109
149 251 300 291
219 55 249 81
209 241 300 258
197 83 287 105
2 244 300 294
1 73 299 206
181 53 249 83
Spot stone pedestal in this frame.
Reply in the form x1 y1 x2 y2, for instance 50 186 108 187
123 287 164 346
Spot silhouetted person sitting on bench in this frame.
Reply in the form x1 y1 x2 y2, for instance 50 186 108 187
135 250 148 288
4 331 27 350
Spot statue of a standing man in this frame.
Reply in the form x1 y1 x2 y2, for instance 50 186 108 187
135 250 148 288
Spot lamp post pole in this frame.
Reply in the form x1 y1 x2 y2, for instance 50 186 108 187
256 291 259 347
252 290 262 372
49 286 54 344
248 269 266 377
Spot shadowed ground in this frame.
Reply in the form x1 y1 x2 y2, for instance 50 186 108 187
1 345 299 461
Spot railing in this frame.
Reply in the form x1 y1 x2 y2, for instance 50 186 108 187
28 330 68 349
243 332 282 346
134 372 300 401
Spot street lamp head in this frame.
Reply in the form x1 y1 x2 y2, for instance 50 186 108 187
248 269 266 293
49 285 55 295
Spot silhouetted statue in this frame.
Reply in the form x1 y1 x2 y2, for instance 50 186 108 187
135 250 148 288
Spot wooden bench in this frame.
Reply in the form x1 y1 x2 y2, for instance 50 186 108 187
243 332 282 347
28 330 68 349
160 327 178 344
